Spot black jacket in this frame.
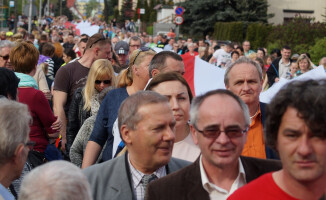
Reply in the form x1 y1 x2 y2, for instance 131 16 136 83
266 57 292 87
66 87 91 154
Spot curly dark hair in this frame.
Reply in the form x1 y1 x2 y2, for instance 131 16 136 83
266 79 326 151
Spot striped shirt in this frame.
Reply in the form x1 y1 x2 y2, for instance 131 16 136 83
128 155 166 200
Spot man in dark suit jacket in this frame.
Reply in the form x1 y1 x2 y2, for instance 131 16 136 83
146 89 282 200
83 91 190 200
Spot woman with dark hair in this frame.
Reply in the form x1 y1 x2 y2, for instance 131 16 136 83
0 67 20 99
146 72 200 162
62 48 77 66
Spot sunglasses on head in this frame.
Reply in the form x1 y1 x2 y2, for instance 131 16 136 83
95 80 111 85
132 47 153 65
0 55 9 60
89 36 106 48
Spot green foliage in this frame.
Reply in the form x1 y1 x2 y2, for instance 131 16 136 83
246 23 272 49
86 0 100 17
309 37 326 64
213 22 243 42
119 0 134 22
266 40 281 54
146 25 153 35
267 17 326 49
178 0 269 37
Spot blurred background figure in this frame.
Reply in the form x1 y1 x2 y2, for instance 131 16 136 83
0 99 31 200
19 161 93 200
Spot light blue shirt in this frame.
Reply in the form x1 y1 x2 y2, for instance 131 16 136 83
0 183 14 200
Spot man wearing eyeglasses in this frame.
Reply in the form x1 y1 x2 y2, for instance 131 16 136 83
146 89 281 200
0 40 15 70
53 33 111 152
0 99 32 200
129 36 142 54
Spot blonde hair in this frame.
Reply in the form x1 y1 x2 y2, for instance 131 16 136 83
117 48 156 88
297 54 313 71
247 52 257 60
83 59 117 111
39 63 49 75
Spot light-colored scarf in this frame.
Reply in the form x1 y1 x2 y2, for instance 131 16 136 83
15 72 39 89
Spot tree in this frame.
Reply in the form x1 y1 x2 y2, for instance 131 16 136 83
119 0 134 22
149 0 157 23
178 0 270 37
54 0 73 20
85 0 99 18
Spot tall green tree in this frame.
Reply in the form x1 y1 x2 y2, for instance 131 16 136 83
143 0 150 22
85 0 100 17
178 0 270 37
149 0 157 23
120 0 134 22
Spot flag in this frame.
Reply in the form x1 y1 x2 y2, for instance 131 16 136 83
182 55 226 96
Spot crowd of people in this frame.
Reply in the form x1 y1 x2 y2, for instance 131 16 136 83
0 16 326 200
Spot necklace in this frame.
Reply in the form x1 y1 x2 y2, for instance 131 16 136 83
250 109 259 119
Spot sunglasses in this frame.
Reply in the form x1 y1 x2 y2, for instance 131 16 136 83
132 47 153 65
95 80 111 85
89 36 106 48
0 54 9 60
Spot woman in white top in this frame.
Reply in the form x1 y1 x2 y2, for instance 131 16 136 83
146 72 200 162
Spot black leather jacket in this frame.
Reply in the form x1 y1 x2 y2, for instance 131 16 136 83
66 87 91 154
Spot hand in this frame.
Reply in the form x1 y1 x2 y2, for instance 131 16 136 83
275 77 279 83
51 116 62 132
43 91 52 101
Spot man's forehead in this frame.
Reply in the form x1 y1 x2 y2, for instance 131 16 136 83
229 63 259 79
197 94 244 123
130 40 141 45
137 102 171 118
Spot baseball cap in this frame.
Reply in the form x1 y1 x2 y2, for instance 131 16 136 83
114 41 129 55
86 33 106 50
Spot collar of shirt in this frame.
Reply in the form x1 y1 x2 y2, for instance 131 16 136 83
279 58 291 66
250 104 261 127
199 155 246 197
0 183 15 200
128 154 166 189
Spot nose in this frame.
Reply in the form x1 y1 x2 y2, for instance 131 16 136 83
170 97 180 111
242 81 250 91
297 135 313 157
215 131 231 145
163 126 175 142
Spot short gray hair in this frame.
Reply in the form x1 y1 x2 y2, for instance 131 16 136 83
0 99 30 165
0 40 15 52
19 161 93 200
190 89 250 127
118 91 168 131
224 56 263 86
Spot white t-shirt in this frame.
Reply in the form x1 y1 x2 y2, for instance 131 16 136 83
213 49 231 66
172 133 200 162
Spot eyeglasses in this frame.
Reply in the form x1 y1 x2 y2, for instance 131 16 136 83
130 44 141 48
89 36 106 48
24 140 36 150
193 124 248 139
0 54 9 60
132 47 153 65
95 80 111 85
